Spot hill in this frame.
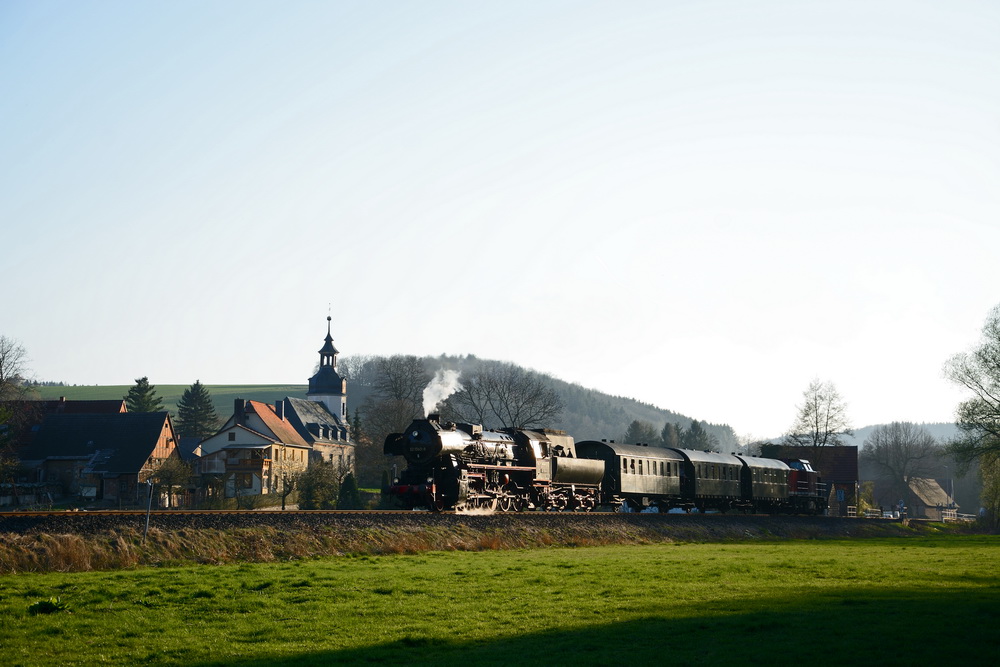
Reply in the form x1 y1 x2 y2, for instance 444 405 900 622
31 359 737 449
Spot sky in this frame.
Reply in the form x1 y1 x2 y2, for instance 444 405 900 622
2 0 999 438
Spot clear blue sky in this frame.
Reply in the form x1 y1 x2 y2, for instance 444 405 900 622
3 1 999 438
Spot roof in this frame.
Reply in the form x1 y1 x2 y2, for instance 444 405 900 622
283 397 349 444
669 448 743 466
307 366 345 396
736 455 791 471
246 400 309 446
577 441 686 460
908 478 951 507
0 398 127 415
1 398 128 448
177 436 203 461
25 412 172 473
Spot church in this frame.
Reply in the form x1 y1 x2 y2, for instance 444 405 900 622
197 318 355 497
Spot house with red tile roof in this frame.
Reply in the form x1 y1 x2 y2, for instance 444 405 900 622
199 399 312 498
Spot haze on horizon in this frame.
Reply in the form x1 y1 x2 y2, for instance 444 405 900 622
2 1 999 438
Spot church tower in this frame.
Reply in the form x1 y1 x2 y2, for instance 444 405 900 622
307 316 348 420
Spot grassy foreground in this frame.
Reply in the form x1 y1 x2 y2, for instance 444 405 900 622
1 536 998 666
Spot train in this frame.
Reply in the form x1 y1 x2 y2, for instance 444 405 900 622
384 415 827 514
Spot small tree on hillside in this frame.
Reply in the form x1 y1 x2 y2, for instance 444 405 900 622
125 377 164 413
622 420 660 446
661 422 682 449
176 380 219 438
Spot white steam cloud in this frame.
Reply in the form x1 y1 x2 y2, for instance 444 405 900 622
422 369 463 417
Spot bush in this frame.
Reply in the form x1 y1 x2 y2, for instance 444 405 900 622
28 597 70 615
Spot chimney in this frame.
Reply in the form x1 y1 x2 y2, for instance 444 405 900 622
275 400 284 420
234 398 246 424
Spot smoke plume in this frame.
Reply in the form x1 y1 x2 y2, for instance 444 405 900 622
423 369 463 416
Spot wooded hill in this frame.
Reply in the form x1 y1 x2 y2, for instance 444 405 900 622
33 355 738 449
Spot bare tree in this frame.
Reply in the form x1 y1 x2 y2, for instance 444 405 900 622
373 355 429 405
444 361 562 429
355 356 429 486
783 379 853 449
151 457 193 509
945 303 1000 525
338 354 379 387
0 336 30 400
861 422 941 508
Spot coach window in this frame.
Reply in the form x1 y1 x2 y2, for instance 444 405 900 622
623 459 628 474
638 460 643 475
630 460 635 474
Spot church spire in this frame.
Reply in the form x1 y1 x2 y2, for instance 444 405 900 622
318 315 339 370
308 316 347 419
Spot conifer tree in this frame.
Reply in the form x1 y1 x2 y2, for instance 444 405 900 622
337 472 362 509
125 376 164 413
176 380 219 438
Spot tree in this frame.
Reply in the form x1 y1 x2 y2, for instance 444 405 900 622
681 420 717 451
0 405 24 505
861 422 941 509
337 472 362 509
945 303 1000 526
151 457 192 509
661 422 682 449
125 377 164 413
175 381 219 438
0 335 30 400
622 420 660 446
297 461 341 510
783 379 853 449
373 355 430 405
444 361 562 429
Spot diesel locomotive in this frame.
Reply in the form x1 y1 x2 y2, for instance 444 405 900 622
385 416 827 514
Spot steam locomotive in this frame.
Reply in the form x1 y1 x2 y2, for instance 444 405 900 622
384 415 827 514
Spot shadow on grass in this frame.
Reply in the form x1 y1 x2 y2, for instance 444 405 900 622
197 587 1000 666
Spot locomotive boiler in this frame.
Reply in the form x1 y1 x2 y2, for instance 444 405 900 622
384 415 604 511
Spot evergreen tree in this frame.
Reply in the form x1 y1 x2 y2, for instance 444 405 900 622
682 421 713 450
337 472 362 509
622 419 660 446
661 422 682 449
125 376 164 413
176 380 219 438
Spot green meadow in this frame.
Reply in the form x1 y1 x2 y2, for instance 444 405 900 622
2 536 998 666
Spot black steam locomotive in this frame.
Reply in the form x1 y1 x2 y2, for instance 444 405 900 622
385 415 827 514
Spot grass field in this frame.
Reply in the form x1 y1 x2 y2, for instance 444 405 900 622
2 536 998 666
30 385 308 420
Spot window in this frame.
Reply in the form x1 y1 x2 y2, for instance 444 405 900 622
623 459 628 474
638 460 643 475
228 432 236 442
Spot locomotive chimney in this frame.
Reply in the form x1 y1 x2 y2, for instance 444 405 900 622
428 413 441 423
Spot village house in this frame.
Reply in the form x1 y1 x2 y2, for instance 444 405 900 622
21 411 179 503
198 399 312 498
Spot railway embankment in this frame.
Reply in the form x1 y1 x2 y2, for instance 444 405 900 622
0 511 981 574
